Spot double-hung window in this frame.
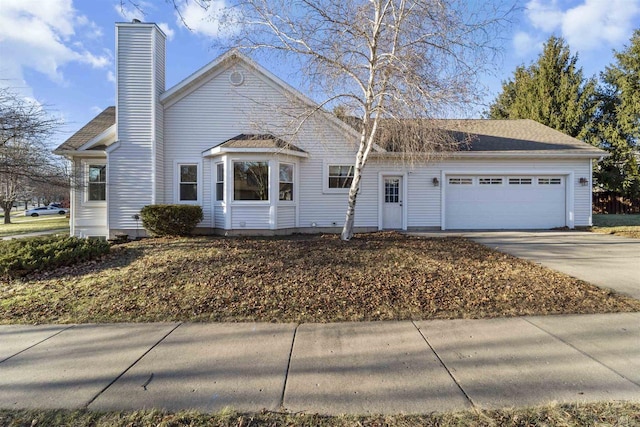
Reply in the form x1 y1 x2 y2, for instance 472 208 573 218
87 164 106 201
179 164 198 201
279 163 294 201
216 163 224 201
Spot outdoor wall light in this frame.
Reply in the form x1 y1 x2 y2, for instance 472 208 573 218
579 177 589 186
432 177 440 186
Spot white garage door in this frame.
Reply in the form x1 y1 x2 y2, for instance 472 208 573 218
445 175 566 229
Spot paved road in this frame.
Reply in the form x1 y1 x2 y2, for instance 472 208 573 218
465 231 640 300
1 314 639 414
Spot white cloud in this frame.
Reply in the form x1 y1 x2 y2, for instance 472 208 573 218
512 31 544 57
561 0 640 51
526 0 563 32
175 0 237 38
520 0 640 52
107 70 116 83
0 0 109 90
158 22 175 41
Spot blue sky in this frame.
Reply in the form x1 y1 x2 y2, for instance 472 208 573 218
1 0 639 148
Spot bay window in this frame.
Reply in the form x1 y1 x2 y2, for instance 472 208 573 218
233 161 269 201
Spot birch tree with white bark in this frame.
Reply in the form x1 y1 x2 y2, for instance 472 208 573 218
222 0 512 240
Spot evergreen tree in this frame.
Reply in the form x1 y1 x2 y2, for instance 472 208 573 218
589 30 640 197
488 36 597 140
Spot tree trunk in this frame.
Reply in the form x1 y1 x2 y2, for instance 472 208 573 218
341 159 365 241
1 202 12 224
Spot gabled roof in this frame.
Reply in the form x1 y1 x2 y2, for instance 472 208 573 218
55 107 115 153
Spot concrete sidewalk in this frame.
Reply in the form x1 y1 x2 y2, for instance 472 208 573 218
1 314 639 414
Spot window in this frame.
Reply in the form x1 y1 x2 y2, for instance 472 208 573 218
216 163 224 201
509 178 532 185
279 163 294 201
479 178 503 185
384 178 400 203
88 164 106 201
179 164 198 201
448 177 473 185
538 177 562 185
234 161 269 201
328 165 354 188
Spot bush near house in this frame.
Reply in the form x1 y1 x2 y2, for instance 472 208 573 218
0 236 110 278
140 204 203 237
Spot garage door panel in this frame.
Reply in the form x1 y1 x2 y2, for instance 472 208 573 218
445 176 566 230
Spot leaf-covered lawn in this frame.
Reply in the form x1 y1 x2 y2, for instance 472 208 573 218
1 233 639 324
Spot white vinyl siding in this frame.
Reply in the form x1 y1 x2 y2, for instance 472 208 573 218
111 24 165 232
163 63 356 230
231 205 271 229
159 55 593 231
72 158 108 237
277 206 296 228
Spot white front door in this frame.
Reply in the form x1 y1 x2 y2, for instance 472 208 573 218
383 176 403 229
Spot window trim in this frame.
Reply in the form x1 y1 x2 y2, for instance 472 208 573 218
279 162 295 202
174 160 202 204
232 160 270 203
215 162 224 202
323 161 356 193
83 161 107 205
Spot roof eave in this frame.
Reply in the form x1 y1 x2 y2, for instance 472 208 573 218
77 124 117 152
202 146 309 158
371 150 608 159
52 149 107 158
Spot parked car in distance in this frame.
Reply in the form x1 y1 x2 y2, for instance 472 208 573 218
25 206 68 217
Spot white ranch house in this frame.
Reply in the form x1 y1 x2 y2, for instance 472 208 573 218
55 22 605 239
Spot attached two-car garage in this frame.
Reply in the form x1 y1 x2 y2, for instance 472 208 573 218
444 175 567 230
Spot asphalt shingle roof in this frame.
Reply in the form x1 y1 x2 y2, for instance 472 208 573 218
55 106 115 152
218 134 306 152
436 119 601 153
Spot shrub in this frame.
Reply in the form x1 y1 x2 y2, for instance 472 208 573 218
0 235 110 278
140 204 203 237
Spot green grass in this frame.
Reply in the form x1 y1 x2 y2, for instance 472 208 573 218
0 402 638 426
593 214 640 226
0 215 69 238
591 214 640 238
2 233 639 324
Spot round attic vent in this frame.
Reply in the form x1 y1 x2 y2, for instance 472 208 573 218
229 71 244 86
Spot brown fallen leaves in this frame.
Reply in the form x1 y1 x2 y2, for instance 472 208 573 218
1 232 639 324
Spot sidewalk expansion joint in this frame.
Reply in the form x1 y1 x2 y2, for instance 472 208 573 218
412 321 476 408
523 317 640 388
83 322 184 408
279 323 299 410
0 324 76 364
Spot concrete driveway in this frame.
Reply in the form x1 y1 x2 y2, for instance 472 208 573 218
467 231 640 300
